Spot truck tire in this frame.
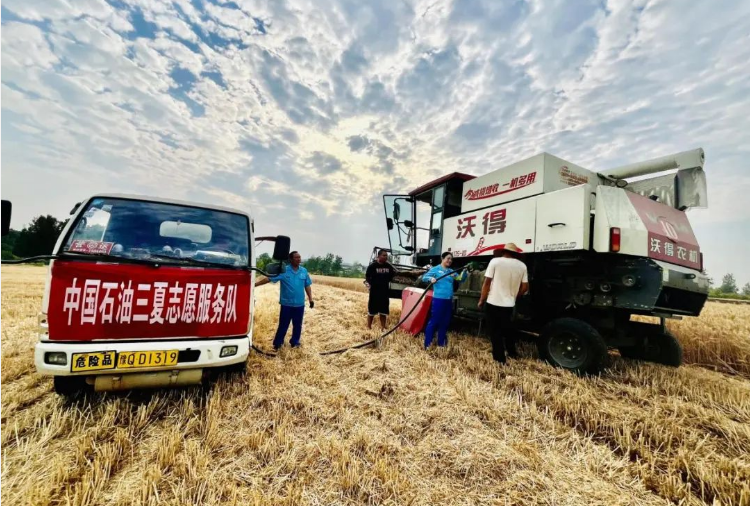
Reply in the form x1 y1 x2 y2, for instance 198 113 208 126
619 329 682 367
53 376 87 396
538 318 608 374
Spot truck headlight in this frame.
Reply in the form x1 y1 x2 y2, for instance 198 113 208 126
220 345 238 358
44 352 68 365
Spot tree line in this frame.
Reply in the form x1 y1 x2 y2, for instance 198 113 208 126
256 252 365 278
710 273 750 300
1 215 67 260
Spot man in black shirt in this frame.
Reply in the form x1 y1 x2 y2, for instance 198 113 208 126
365 249 397 330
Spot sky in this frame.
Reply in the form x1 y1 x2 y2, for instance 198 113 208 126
2 0 750 285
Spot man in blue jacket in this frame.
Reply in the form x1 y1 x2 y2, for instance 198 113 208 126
263 251 314 350
421 252 468 348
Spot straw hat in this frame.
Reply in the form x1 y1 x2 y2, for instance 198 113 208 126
497 242 523 256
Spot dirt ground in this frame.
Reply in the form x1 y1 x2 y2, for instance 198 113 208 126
2 266 749 506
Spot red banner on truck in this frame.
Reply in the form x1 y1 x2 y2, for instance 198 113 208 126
47 261 251 341
626 192 701 270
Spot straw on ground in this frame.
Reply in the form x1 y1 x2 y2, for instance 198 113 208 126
2 266 749 506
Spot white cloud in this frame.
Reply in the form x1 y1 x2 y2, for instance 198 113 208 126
2 0 750 282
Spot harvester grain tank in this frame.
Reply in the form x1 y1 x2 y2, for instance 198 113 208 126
379 149 709 373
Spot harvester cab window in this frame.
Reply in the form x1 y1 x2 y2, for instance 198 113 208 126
382 194 415 256
415 185 445 258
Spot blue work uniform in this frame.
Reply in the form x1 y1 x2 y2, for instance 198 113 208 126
269 265 312 349
421 266 468 348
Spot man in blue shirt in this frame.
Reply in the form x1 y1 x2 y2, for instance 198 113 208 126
263 251 314 350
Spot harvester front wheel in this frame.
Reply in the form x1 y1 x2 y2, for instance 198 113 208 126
538 318 608 375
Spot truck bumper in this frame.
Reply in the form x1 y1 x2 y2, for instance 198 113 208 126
35 337 250 377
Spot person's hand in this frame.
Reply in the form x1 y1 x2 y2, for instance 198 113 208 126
309 300 315 309
477 300 485 309
430 277 437 284
364 282 371 290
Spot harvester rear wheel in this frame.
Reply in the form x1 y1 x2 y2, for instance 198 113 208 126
619 328 682 367
538 318 608 375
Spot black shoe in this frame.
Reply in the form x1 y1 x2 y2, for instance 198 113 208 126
291 343 301 348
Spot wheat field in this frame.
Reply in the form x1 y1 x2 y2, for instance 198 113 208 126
2 266 749 506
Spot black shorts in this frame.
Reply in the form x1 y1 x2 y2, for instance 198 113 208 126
368 290 390 316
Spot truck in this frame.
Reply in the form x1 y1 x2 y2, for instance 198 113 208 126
1 195 290 395
380 148 710 373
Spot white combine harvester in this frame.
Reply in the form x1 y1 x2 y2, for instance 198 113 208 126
380 148 709 373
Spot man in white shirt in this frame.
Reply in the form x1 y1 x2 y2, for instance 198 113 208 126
477 243 529 364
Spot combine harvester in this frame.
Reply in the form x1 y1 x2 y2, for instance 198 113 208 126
379 149 710 373
1 196 290 395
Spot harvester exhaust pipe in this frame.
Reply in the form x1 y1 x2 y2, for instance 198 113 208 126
602 148 704 180
92 369 203 392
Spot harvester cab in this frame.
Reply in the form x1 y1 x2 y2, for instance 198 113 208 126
380 149 710 373
2 194 290 395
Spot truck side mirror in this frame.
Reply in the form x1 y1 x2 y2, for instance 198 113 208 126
265 263 282 276
1 200 11 237
404 220 414 228
272 235 291 261
386 218 394 230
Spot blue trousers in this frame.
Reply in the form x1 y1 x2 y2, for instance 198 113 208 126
273 305 305 349
424 298 453 348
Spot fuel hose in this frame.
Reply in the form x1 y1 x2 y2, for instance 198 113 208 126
252 264 472 358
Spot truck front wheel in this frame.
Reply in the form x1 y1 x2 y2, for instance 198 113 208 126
53 376 88 396
618 328 682 367
538 318 608 374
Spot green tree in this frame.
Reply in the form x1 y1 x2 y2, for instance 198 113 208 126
1 229 20 260
304 255 322 273
719 273 738 294
321 253 335 275
256 253 273 271
332 255 343 275
13 215 66 258
742 283 750 297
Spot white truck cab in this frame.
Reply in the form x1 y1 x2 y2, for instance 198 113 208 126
3 194 289 395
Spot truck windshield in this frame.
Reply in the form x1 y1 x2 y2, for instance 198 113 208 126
62 198 250 267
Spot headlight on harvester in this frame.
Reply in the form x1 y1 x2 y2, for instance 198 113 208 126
220 345 238 358
622 274 637 287
44 352 68 366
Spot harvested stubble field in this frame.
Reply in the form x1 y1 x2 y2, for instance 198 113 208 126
2 266 749 506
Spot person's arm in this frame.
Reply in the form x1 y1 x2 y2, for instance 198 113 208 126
517 265 529 298
365 264 374 289
305 273 314 307
255 276 271 287
422 266 438 284
455 269 469 283
479 278 492 309
478 260 495 308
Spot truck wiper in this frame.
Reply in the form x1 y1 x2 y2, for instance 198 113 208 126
57 251 166 267
148 254 246 269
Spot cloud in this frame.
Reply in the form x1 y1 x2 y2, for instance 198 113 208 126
307 151 343 174
2 0 750 283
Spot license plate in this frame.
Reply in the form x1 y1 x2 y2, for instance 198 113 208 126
117 350 179 369
71 351 117 372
